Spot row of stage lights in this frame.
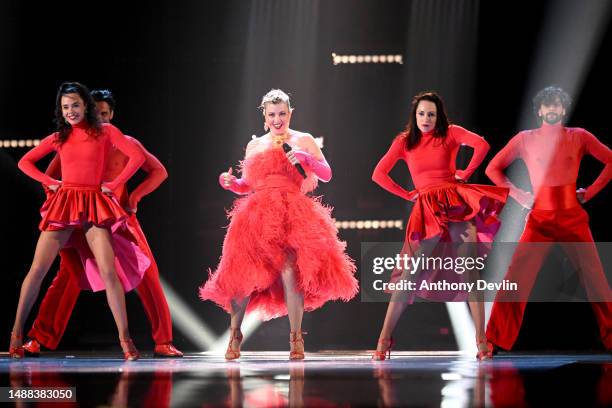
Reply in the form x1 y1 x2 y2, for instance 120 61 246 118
1 139 40 148
332 53 403 65
335 219 404 230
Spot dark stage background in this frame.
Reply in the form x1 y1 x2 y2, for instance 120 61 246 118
1 0 610 352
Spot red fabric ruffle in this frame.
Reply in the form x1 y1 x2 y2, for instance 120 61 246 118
200 148 358 320
407 182 508 244
392 181 508 302
38 183 150 292
40 183 127 232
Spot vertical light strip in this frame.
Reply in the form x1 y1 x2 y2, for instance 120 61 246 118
211 313 262 353
445 303 477 356
160 279 218 350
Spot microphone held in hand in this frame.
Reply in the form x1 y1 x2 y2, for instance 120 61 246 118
282 143 307 179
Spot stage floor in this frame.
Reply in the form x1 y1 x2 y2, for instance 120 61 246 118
1 351 610 407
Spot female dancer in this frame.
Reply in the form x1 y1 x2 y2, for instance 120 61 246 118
9 82 146 360
371 91 508 360
200 89 358 360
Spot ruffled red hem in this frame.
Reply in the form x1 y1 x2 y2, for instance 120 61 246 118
407 182 508 244
38 184 150 292
199 188 358 321
40 184 127 232
391 182 508 302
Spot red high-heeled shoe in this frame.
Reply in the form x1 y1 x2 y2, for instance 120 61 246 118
289 331 306 360
119 338 140 361
9 332 24 359
476 336 493 361
225 328 243 361
23 338 41 357
372 337 395 361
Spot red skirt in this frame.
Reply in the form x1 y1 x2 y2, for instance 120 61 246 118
393 181 508 301
199 180 358 321
39 183 150 292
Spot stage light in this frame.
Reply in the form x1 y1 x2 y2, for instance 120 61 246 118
335 219 404 230
160 279 218 350
0 139 40 148
331 53 403 65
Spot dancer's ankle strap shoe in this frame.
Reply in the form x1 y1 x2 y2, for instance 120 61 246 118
476 336 493 361
372 337 395 361
119 338 140 361
225 328 243 361
9 332 24 359
289 331 306 360
23 339 41 357
154 343 183 358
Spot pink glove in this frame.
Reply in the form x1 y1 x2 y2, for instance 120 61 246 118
292 150 332 182
218 167 251 195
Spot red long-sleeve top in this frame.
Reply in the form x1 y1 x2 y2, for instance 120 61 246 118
18 122 145 191
44 135 168 208
372 124 490 200
485 123 612 203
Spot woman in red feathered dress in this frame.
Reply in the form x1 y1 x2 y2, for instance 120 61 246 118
371 91 508 360
9 82 147 360
199 89 358 360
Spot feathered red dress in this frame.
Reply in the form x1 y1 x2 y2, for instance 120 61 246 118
199 147 358 320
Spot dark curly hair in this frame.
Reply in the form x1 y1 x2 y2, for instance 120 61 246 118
399 91 450 150
532 86 572 122
54 82 101 145
91 89 116 111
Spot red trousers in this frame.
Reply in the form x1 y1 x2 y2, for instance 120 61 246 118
486 205 612 350
28 214 174 349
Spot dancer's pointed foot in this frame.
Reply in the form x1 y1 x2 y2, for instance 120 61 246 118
119 338 140 361
289 331 306 360
476 336 493 361
225 328 243 361
372 337 394 361
9 332 24 359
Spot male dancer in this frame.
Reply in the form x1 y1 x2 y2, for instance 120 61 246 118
23 89 182 357
485 86 611 350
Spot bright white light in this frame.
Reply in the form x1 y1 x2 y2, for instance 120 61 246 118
0 139 40 149
331 53 403 65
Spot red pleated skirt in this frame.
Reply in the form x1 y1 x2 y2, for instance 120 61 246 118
393 181 509 302
39 183 150 292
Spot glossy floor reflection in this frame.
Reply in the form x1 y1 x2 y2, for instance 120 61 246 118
1 351 611 407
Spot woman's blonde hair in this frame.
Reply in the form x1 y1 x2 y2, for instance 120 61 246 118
259 89 292 114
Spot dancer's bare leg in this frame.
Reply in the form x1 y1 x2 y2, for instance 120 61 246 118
281 257 304 333
448 221 489 357
226 296 249 358
230 297 250 330
11 230 72 347
281 256 305 356
375 238 441 355
84 225 132 351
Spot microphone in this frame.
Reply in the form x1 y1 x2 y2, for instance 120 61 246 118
282 142 307 179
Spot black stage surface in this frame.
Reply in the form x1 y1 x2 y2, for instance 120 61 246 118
1 351 611 407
